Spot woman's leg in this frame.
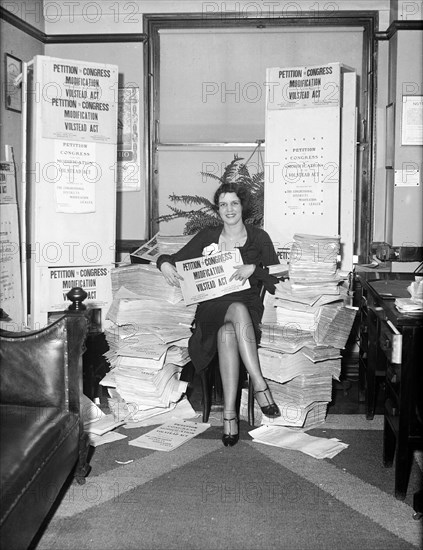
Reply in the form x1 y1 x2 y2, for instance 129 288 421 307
223 302 267 391
223 302 279 414
217 321 240 437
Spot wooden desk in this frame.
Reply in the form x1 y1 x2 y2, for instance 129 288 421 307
355 271 423 499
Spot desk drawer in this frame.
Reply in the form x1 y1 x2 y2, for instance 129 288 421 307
378 318 402 364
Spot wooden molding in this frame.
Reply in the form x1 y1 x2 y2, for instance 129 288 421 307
0 6 147 43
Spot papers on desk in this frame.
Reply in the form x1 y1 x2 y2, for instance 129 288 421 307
249 425 348 459
129 419 210 451
395 279 423 313
395 298 423 314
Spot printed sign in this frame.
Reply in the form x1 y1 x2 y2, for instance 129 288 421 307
0 161 23 326
266 62 340 110
41 57 118 143
54 140 96 213
175 250 250 306
41 265 113 312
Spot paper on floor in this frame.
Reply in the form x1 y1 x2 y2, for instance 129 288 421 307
129 419 210 451
249 425 348 459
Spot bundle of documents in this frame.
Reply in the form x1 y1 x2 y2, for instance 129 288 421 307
275 303 317 332
130 233 191 264
274 279 346 305
395 279 423 314
81 394 127 447
249 425 348 459
289 233 340 282
314 303 358 348
301 344 342 362
268 374 334 407
113 362 188 408
395 298 423 314
111 264 184 304
259 323 314 354
258 348 341 384
107 297 196 328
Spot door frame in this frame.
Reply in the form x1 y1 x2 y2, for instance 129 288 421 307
144 10 379 263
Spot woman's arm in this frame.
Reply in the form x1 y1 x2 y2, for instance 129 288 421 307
156 230 210 271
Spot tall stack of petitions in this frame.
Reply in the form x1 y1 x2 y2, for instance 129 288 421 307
257 234 356 429
102 264 196 424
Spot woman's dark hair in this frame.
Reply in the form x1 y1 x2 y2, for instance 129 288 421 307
213 182 250 216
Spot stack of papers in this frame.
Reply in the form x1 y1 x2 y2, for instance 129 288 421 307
249 425 349 459
256 234 357 431
101 263 196 428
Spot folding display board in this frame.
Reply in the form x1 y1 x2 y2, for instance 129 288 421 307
264 62 357 272
27 55 118 328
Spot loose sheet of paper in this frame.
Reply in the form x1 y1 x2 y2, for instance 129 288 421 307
249 425 348 459
129 419 210 451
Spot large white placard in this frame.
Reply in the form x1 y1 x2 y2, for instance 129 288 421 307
264 62 356 270
175 250 250 306
41 58 118 143
29 56 118 328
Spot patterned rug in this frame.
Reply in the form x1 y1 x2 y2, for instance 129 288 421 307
31 415 422 550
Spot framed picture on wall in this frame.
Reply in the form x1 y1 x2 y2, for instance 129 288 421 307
5 54 22 113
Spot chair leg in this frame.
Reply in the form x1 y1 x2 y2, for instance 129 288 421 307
200 370 211 423
248 376 255 426
74 430 91 485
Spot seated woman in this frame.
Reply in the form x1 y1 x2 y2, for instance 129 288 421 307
157 182 281 447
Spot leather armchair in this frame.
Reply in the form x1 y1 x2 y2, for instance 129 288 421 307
0 306 89 550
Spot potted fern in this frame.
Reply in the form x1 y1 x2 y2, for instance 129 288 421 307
157 154 264 235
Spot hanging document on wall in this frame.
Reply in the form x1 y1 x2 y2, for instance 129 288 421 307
0 157 23 328
264 62 357 272
27 56 118 328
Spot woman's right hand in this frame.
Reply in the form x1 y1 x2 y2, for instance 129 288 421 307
160 262 184 287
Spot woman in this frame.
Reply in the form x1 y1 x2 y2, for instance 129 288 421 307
157 182 281 447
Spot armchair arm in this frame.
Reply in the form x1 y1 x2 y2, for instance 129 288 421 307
0 314 87 410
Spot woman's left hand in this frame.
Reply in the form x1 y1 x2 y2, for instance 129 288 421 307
229 264 255 285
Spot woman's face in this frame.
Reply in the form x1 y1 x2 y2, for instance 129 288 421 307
217 192 243 225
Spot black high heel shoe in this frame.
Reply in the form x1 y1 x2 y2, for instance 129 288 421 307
254 384 281 417
222 417 239 447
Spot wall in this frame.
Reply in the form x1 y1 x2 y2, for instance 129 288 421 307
389 29 423 248
2 0 412 257
0 13 44 202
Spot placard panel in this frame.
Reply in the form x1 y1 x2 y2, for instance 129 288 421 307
28 56 118 328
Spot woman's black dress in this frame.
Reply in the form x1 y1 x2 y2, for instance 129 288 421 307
156 224 279 374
